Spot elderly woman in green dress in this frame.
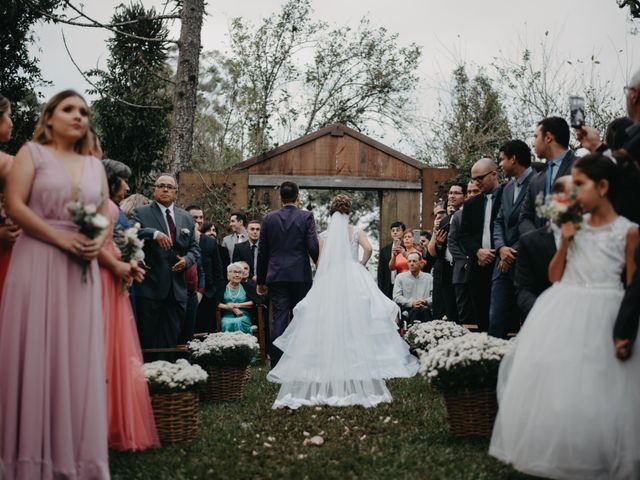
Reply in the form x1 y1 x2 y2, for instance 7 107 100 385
218 261 259 333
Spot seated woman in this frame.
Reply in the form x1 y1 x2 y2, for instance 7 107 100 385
219 262 259 333
389 229 421 276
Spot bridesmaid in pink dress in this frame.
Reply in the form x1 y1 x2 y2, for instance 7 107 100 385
0 95 21 300
99 159 159 451
0 91 110 479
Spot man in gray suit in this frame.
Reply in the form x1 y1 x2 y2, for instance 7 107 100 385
221 211 247 260
133 174 200 357
519 117 576 235
448 181 480 324
489 140 535 338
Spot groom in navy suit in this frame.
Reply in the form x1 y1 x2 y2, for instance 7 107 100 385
257 182 319 368
489 140 534 338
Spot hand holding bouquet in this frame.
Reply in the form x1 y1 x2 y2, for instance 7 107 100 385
67 201 109 282
535 188 583 232
115 222 146 289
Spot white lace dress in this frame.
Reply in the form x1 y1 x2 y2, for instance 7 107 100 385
489 215 640 480
266 212 419 409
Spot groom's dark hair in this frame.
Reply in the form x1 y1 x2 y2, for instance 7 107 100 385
280 181 299 203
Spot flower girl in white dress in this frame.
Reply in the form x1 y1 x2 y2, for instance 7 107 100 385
267 194 419 409
489 153 640 479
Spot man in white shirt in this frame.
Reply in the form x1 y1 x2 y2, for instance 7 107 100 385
393 251 434 323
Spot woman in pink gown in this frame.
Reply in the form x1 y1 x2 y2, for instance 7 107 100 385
0 90 110 479
99 159 159 451
0 95 20 300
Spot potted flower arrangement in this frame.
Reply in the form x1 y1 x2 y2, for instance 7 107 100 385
404 320 470 356
188 332 259 402
419 333 511 437
143 359 208 443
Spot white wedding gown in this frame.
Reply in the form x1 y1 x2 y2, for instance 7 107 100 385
266 212 419 409
489 215 640 480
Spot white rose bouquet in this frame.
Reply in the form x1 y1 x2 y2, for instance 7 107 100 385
419 333 511 393
115 222 145 263
67 201 109 282
188 332 259 367
404 320 469 355
143 358 208 393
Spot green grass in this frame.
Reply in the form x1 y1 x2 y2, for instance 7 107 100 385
110 367 538 479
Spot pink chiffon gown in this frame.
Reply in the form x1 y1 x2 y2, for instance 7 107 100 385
100 199 159 451
0 142 109 479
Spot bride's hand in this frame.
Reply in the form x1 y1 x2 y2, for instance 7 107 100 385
615 338 632 361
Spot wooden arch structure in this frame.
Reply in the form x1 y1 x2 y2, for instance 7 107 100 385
179 123 456 245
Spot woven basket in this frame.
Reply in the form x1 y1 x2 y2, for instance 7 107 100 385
150 390 199 443
442 387 498 437
201 364 250 402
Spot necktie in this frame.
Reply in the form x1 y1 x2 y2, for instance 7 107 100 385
251 244 257 273
545 162 556 199
165 208 176 243
482 194 493 249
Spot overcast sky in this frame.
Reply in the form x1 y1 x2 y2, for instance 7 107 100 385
31 0 639 144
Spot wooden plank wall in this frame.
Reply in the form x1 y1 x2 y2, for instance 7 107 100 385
421 167 458 229
379 190 421 246
248 134 421 181
178 170 249 211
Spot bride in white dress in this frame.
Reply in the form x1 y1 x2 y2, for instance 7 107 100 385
267 194 419 409
489 154 640 479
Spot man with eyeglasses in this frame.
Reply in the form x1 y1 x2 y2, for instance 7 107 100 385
459 158 503 332
133 174 200 359
518 117 576 236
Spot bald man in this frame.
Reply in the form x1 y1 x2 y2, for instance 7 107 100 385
459 158 503 331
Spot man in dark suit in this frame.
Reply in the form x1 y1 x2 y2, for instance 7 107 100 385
133 174 200 357
614 245 640 360
428 183 466 322
460 158 502 332
256 181 319 368
489 140 535 338
187 206 225 334
519 117 576 236
232 219 261 280
377 221 406 299
448 181 481 324
513 176 571 317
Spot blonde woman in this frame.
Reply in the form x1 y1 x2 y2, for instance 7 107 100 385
0 90 110 478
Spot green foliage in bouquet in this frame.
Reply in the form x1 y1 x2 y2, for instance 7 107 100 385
188 332 259 367
419 333 511 393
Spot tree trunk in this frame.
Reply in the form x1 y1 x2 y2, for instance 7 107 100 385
169 0 204 176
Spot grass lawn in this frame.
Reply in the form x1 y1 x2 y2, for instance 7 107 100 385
110 367 538 479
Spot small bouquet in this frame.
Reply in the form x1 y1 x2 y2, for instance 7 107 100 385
404 320 470 356
143 358 208 394
535 188 583 228
115 222 145 263
419 333 511 393
67 201 109 282
188 332 259 367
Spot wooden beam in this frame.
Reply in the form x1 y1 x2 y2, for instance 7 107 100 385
248 174 422 191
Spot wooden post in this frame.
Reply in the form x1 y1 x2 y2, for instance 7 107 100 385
421 167 458 230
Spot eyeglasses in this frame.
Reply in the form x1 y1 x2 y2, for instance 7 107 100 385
624 86 637 95
155 184 176 190
471 171 495 182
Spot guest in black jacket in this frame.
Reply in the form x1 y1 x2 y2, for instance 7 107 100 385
232 219 261 280
377 221 406 299
614 245 640 360
459 158 502 332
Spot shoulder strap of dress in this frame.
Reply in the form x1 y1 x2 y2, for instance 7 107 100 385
26 142 44 169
